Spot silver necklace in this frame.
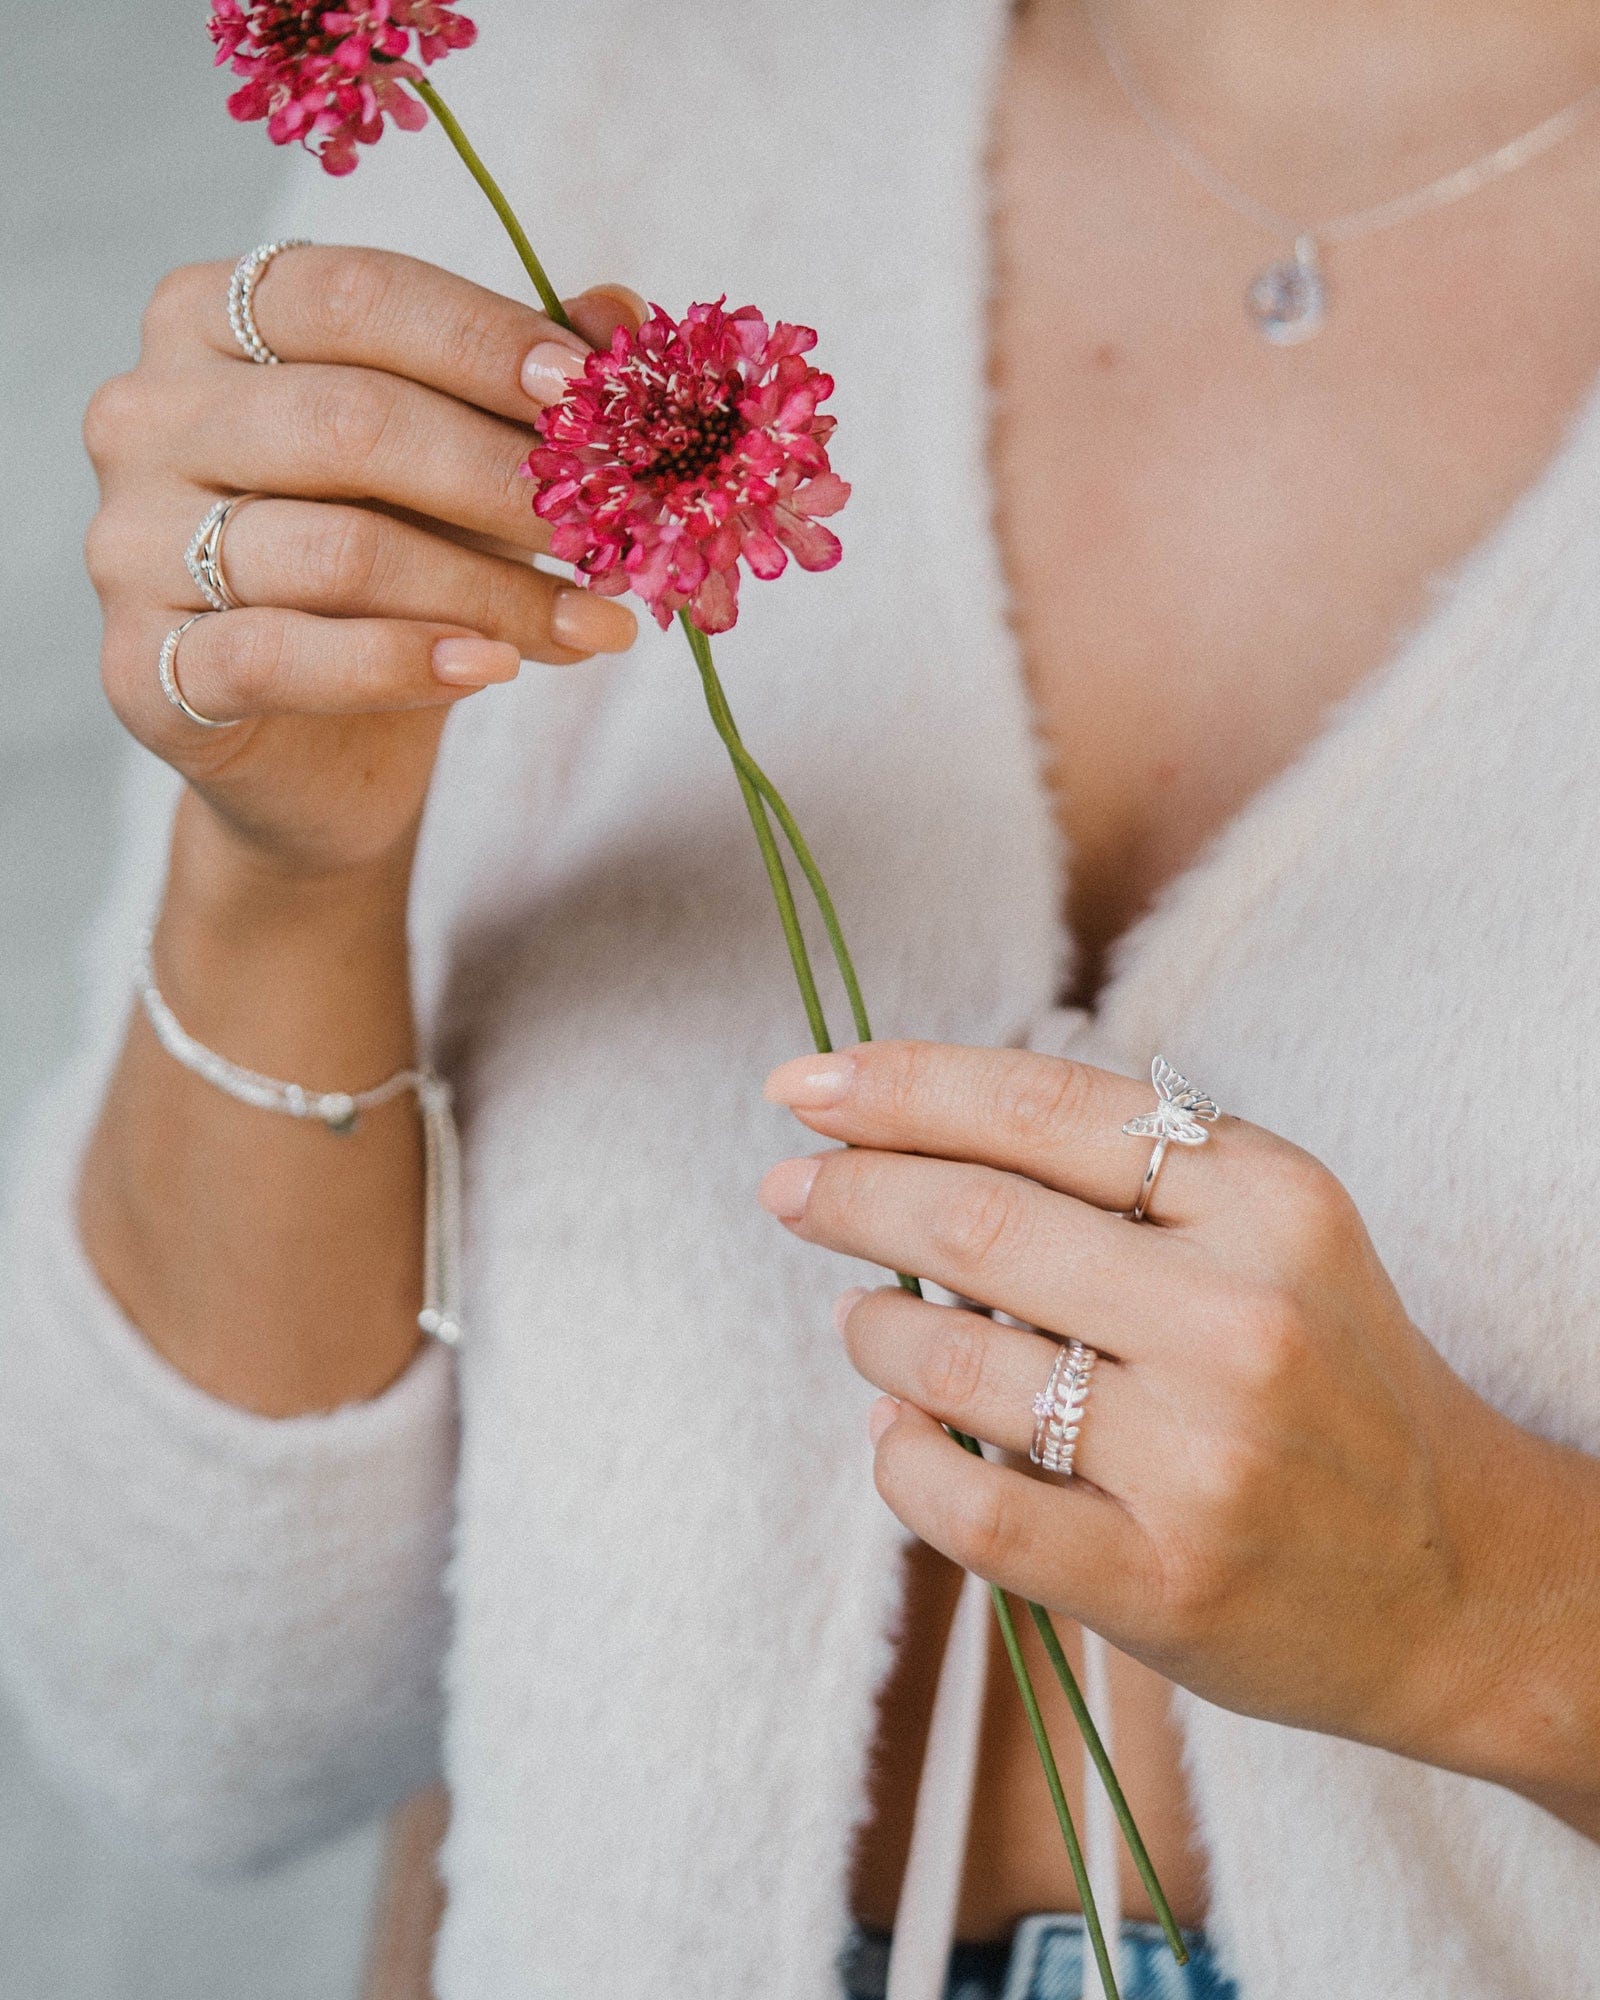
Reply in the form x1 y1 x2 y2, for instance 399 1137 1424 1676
1083 1 1600 344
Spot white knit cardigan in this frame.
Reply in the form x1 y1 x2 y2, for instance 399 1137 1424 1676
5 2 1600 1994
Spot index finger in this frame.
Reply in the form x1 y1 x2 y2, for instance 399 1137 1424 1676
182 246 644 423
763 1040 1240 1223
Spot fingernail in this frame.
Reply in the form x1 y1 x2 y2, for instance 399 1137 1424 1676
582 283 650 325
833 1286 869 1335
868 1396 901 1445
567 286 651 347
521 340 587 402
432 636 522 686
764 1051 857 1109
551 587 637 655
757 1156 822 1221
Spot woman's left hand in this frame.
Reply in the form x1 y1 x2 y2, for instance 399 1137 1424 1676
757 1039 1600 1802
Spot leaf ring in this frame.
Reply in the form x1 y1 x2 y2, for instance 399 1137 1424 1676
1029 1337 1098 1476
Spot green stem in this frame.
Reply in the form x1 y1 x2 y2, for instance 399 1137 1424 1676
689 645 873 1046
408 84 1169 1967
411 77 574 331
682 616 832 1051
687 618 1120 1991
1026 1603 1188 1966
991 1587 1121 2000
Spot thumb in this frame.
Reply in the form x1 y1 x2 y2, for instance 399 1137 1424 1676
563 283 650 351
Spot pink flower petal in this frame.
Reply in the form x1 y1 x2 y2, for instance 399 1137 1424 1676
793 471 851 519
692 567 740 634
205 0 473 168
741 524 788 580
521 298 847 632
772 506 843 572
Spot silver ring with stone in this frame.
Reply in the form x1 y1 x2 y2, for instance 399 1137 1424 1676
1122 1055 1221 1223
227 240 310 366
1029 1337 1097 1477
158 614 238 730
185 495 260 611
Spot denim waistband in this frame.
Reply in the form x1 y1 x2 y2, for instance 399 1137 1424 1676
840 1915 1239 2000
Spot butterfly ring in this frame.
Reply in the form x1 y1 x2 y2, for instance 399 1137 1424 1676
1122 1055 1221 1222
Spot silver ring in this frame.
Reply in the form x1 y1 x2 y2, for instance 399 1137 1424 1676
185 495 260 611
1029 1337 1097 1476
158 615 238 730
1122 1055 1221 1222
227 239 310 366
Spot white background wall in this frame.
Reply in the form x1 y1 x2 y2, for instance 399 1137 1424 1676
1 7 381 1994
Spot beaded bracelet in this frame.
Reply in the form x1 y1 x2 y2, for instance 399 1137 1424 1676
136 933 462 1346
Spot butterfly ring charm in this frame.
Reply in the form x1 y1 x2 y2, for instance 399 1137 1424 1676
1121 1055 1221 1222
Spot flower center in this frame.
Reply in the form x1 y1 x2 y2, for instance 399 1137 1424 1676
623 370 746 489
249 2 360 57
254 3 324 43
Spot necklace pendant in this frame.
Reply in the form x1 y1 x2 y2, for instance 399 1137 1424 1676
1248 234 1326 345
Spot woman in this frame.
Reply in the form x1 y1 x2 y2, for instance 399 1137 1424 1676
4 2 1600 1996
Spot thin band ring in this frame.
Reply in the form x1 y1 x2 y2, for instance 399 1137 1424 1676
227 239 310 366
1029 1337 1097 1477
158 614 238 730
1122 1054 1221 1222
185 495 261 612
1131 1139 1172 1224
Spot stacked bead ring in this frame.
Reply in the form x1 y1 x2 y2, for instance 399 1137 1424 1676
1029 1337 1097 1477
158 614 238 730
185 495 261 612
227 239 310 366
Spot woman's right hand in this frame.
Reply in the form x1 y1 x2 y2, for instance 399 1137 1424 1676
76 248 647 1414
83 244 643 885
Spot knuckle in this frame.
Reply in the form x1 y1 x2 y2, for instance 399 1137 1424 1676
97 628 144 729
139 263 207 348
350 622 410 687
1269 1145 1351 1253
298 369 401 473
815 1144 877 1223
918 1315 990 1411
81 371 145 464
82 508 137 593
930 1174 1029 1278
837 1292 877 1367
335 621 414 700
491 442 538 523
871 1039 939 1123
472 549 531 640
946 1477 1019 1578
301 505 386 606
1150 1502 1249 1639
1191 1432 1268 1522
434 304 508 391
989 1051 1090 1149
213 612 288 709
1155 1554 1230 1648
309 247 398 349
1226 1284 1306 1398
871 1420 911 1511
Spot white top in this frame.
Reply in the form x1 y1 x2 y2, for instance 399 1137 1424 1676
5 3 1600 1996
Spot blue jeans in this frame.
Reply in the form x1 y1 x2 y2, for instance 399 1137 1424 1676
840 1916 1240 2000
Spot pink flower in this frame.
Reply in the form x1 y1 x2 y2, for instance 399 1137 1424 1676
207 1 476 175
524 300 850 634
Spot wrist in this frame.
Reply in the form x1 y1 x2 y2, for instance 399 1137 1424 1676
1411 1395 1600 1823
153 790 418 1089
168 787 417 947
